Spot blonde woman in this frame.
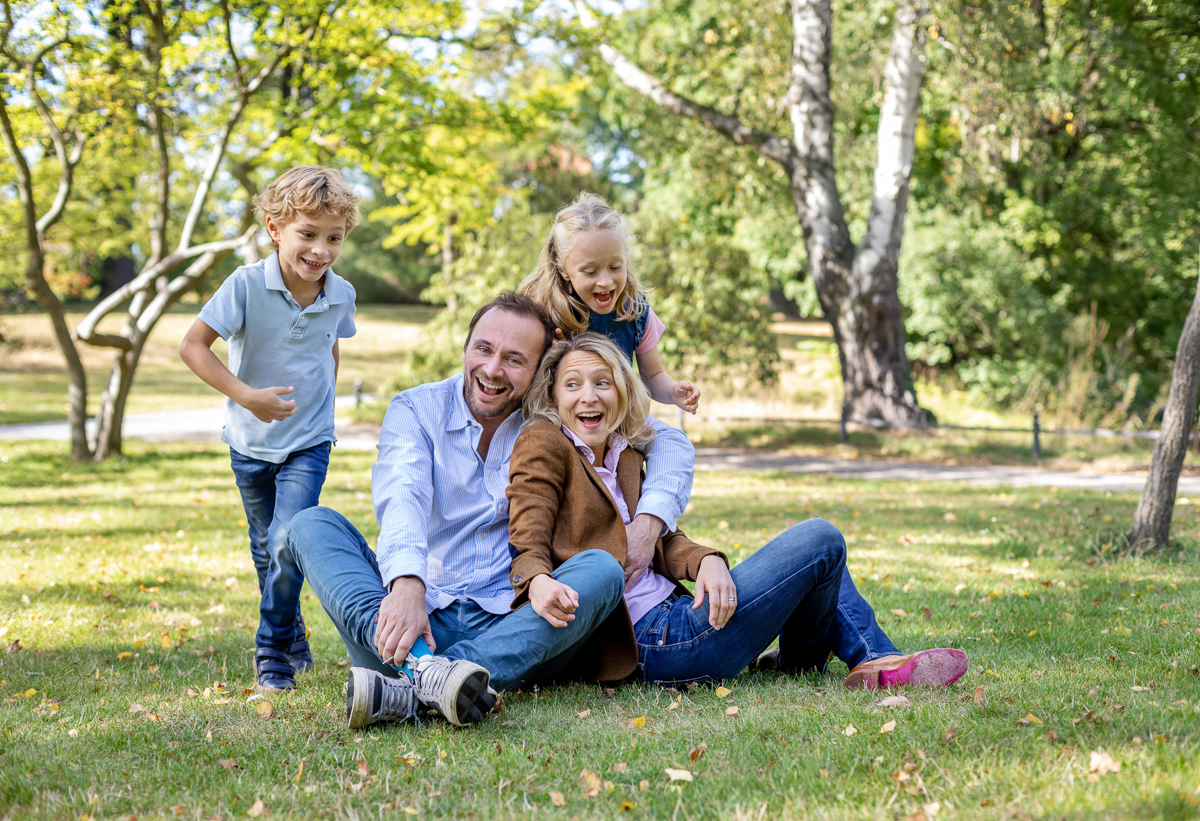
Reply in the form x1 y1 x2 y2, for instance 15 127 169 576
505 333 847 683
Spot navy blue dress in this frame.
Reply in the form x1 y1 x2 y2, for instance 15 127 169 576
585 299 650 362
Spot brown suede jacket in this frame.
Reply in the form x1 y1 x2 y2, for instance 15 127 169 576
506 420 725 682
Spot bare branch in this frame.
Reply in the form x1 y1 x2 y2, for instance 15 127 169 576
76 332 134 351
573 0 794 171
219 0 245 87
76 225 259 342
25 38 79 235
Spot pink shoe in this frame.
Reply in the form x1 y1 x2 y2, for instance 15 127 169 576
844 649 969 690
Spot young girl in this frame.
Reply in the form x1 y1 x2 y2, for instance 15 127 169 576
519 192 700 414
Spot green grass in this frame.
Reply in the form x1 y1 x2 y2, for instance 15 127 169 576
3 441 1200 819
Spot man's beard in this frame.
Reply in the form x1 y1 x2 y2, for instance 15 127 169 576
463 369 523 421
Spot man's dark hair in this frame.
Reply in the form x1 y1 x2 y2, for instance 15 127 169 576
464 291 556 358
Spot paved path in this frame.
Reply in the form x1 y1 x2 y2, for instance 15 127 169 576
5 407 1196 494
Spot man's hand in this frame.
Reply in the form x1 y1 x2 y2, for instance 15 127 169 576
242 385 298 423
375 576 434 665
624 513 663 590
529 574 579 628
693 554 736 630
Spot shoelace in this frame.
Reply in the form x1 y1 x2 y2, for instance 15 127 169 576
407 654 452 707
376 674 417 723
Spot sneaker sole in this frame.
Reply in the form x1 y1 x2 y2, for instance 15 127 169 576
346 667 372 729
440 667 492 727
855 649 969 690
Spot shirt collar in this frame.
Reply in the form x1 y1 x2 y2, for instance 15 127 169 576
262 253 349 304
561 425 628 470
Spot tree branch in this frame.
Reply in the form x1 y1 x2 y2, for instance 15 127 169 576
573 0 794 171
219 0 245 88
26 38 78 235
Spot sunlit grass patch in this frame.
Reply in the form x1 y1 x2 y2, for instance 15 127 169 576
2 441 1200 819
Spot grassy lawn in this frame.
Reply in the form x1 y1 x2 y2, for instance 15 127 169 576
2 441 1199 820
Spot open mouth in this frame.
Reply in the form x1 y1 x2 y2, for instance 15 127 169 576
577 411 604 430
592 290 615 310
475 375 508 399
300 256 326 272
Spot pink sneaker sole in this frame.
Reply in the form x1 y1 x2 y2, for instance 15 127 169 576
874 649 969 690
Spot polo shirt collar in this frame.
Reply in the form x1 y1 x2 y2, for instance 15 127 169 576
262 252 350 304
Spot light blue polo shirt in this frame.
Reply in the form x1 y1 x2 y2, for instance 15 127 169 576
198 253 356 464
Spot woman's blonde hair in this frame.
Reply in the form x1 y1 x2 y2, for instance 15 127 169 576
254 166 361 250
523 333 656 449
518 192 648 336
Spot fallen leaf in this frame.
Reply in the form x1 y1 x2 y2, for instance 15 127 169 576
170 806 185 817
973 686 985 703
1021 713 1042 725
714 686 732 699
604 780 615 794
246 798 267 817
924 801 941 817
577 710 591 719
117 652 132 661
664 768 693 783
549 792 565 807
612 762 628 773
217 759 238 771
985 669 1001 679
890 770 912 783
890 609 908 618
403 810 417 816
6 639 21 653
626 715 646 729
879 720 897 734
725 706 739 716
619 801 635 811
689 742 707 763
128 703 145 714
1089 750 1120 775
212 698 232 705
356 757 369 777
293 760 305 782
904 812 928 821
941 728 957 742
603 688 616 697
1131 685 1150 692
843 724 857 737
580 769 601 797
256 701 273 718
877 696 911 708
638 779 649 792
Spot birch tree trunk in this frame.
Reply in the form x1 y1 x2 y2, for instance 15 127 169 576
577 0 928 423
1129 259 1200 549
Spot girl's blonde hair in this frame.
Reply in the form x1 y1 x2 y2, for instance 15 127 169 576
518 192 648 335
254 166 361 250
523 332 656 449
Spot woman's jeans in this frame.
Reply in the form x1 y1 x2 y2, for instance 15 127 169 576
229 441 331 651
634 518 847 684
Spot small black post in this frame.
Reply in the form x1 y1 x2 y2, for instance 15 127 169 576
353 377 363 407
839 403 848 444
1032 412 1041 459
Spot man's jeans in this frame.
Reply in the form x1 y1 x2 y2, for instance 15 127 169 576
635 518 846 683
286 507 625 690
229 442 331 651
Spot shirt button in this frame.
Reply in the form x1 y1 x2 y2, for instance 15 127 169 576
657 640 664 646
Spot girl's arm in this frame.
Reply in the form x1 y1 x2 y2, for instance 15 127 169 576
179 318 297 422
635 345 700 414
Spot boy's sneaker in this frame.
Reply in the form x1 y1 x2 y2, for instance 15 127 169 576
253 647 296 692
346 667 417 729
290 615 314 674
408 653 493 727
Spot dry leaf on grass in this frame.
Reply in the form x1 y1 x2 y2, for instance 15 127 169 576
890 770 912 783
256 701 273 718
714 686 732 698
973 686 985 703
890 609 908 618
689 742 708 763
879 720 897 734
877 696 911 708
293 760 305 782
356 757 369 777
549 792 566 807
626 715 646 729
170 806 185 817
246 798 268 817
924 801 941 817
217 759 238 771
843 724 857 737
664 768 693 783
580 769 601 797
638 779 649 791
941 728 958 742
577 710 591 719
612 762 628 773
725 706 740 716
1089 750 1120 775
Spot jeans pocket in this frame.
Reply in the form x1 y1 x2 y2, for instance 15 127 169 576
634 599 674 648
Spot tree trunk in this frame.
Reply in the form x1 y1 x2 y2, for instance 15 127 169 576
580 0 928 424
1129 259 1200 549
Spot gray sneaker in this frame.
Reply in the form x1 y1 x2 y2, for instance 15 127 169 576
408 653 493 727
345 667 418 730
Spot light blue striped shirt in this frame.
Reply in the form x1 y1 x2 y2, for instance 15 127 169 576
371 373 694 615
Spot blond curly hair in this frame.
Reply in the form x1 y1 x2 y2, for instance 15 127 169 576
518 192 649 336
522 333 656 449
254 166 361 250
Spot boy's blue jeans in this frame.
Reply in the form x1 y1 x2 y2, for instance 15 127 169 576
229 441 331 651
286 507 625 690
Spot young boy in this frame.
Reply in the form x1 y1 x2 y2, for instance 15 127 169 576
180 166 360 691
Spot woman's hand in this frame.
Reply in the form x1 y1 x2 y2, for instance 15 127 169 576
693 554 736 630
529 574 580 628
